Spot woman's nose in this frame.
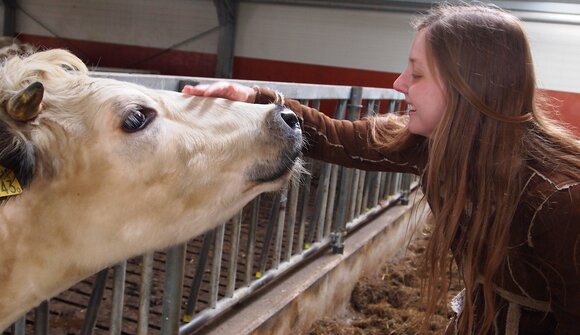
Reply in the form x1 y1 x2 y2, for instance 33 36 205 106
393 73 407 94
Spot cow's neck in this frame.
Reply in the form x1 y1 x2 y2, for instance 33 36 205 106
0 196 102 331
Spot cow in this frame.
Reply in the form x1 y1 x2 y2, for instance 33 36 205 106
0 49 302 330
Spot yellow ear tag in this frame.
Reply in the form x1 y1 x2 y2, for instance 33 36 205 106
0 165 23 198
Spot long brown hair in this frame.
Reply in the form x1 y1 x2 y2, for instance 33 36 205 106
373 3 580 334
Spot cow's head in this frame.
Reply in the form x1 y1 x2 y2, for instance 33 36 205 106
0 49 302 328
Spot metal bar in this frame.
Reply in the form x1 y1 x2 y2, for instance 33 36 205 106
350 169 361 221
184 230 215 321
2 0 17 37
110 261 127 335
178 186 416 335
297 163 312 249
314 163 331 240
226 212 243 297
324 164 339 237
307 162 328 243
331 166 354 254
400 174 412 205
360 99 379 212
346 87 363 222
367 172 385 208
160 244 186 335
210 225 226 308
11 317 25 335
80 268 108 335
256 193 281 276
34 301 49 335
284 182 300 262
245 197 260 285
90 72 354 100
213 0 240 78
179 237 332 335
137 252 154 335
272 190 288 269
354 169 366 216
306 100 348 244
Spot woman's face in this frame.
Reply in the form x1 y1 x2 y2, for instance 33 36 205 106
393 29 446 137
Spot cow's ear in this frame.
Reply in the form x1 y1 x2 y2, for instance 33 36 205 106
0 120 36 190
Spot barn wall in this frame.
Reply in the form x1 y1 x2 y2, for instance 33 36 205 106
1 0 579 131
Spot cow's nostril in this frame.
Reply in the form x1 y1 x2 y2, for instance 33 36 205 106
280 109 300 130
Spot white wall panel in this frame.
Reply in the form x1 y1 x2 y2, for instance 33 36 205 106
236 3 415 74
14 0 219 53
1 1 578 92
236 3 580 93
524 21 580 93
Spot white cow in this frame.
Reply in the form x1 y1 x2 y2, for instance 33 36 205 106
0 49 302 330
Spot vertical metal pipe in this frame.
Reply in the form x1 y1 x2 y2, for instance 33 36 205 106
324 164 339 237
2 0 17 37
184 230 215 320
34 301 49 335
80 268 109 335
400 174 412 205
160 244 186 335
210 224 226 308
297 167 311 250
382 172 391 200
387 99 397 114
369 172 385 208
256 193 280 276
226 213 242 297
331 166 353 254
314 163 331 241
110 261 127 335
245 197 260 285
284 182 299 261
273 190 287 269
349 169 361 221
306 161 328 244
213 0 239 78
11 317 25 335
137 252 154 335
297 100 314 250
360 99 378 213
346 87 363 222
355 170 366 216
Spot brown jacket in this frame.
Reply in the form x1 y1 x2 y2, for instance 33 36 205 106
255 87 580 334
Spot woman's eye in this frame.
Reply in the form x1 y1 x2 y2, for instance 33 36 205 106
411 73 422 79
121 107 154 133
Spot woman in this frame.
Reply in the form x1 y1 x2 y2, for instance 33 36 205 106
183 4 580 334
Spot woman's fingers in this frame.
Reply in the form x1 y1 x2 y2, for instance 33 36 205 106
182 84 209 96
182 82 256 103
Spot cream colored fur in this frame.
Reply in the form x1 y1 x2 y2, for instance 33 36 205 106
0 49 301 330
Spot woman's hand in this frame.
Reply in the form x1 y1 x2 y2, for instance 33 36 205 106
182 81 256 103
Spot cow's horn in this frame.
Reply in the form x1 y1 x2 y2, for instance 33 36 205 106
7 81 44 122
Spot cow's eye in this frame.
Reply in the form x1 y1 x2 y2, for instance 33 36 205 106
121 106 155 133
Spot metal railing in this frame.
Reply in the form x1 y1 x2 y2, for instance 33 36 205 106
5 74 416 335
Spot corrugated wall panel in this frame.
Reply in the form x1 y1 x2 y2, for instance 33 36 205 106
236 3 414 74
13 0 219 53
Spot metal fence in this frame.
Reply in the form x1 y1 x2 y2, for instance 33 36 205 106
5 74 416 335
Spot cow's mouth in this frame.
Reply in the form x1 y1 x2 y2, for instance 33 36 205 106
254 150 301 183
247 146 302 183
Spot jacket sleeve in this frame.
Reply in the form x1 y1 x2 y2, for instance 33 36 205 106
529 182 580 335
254 86 426 175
